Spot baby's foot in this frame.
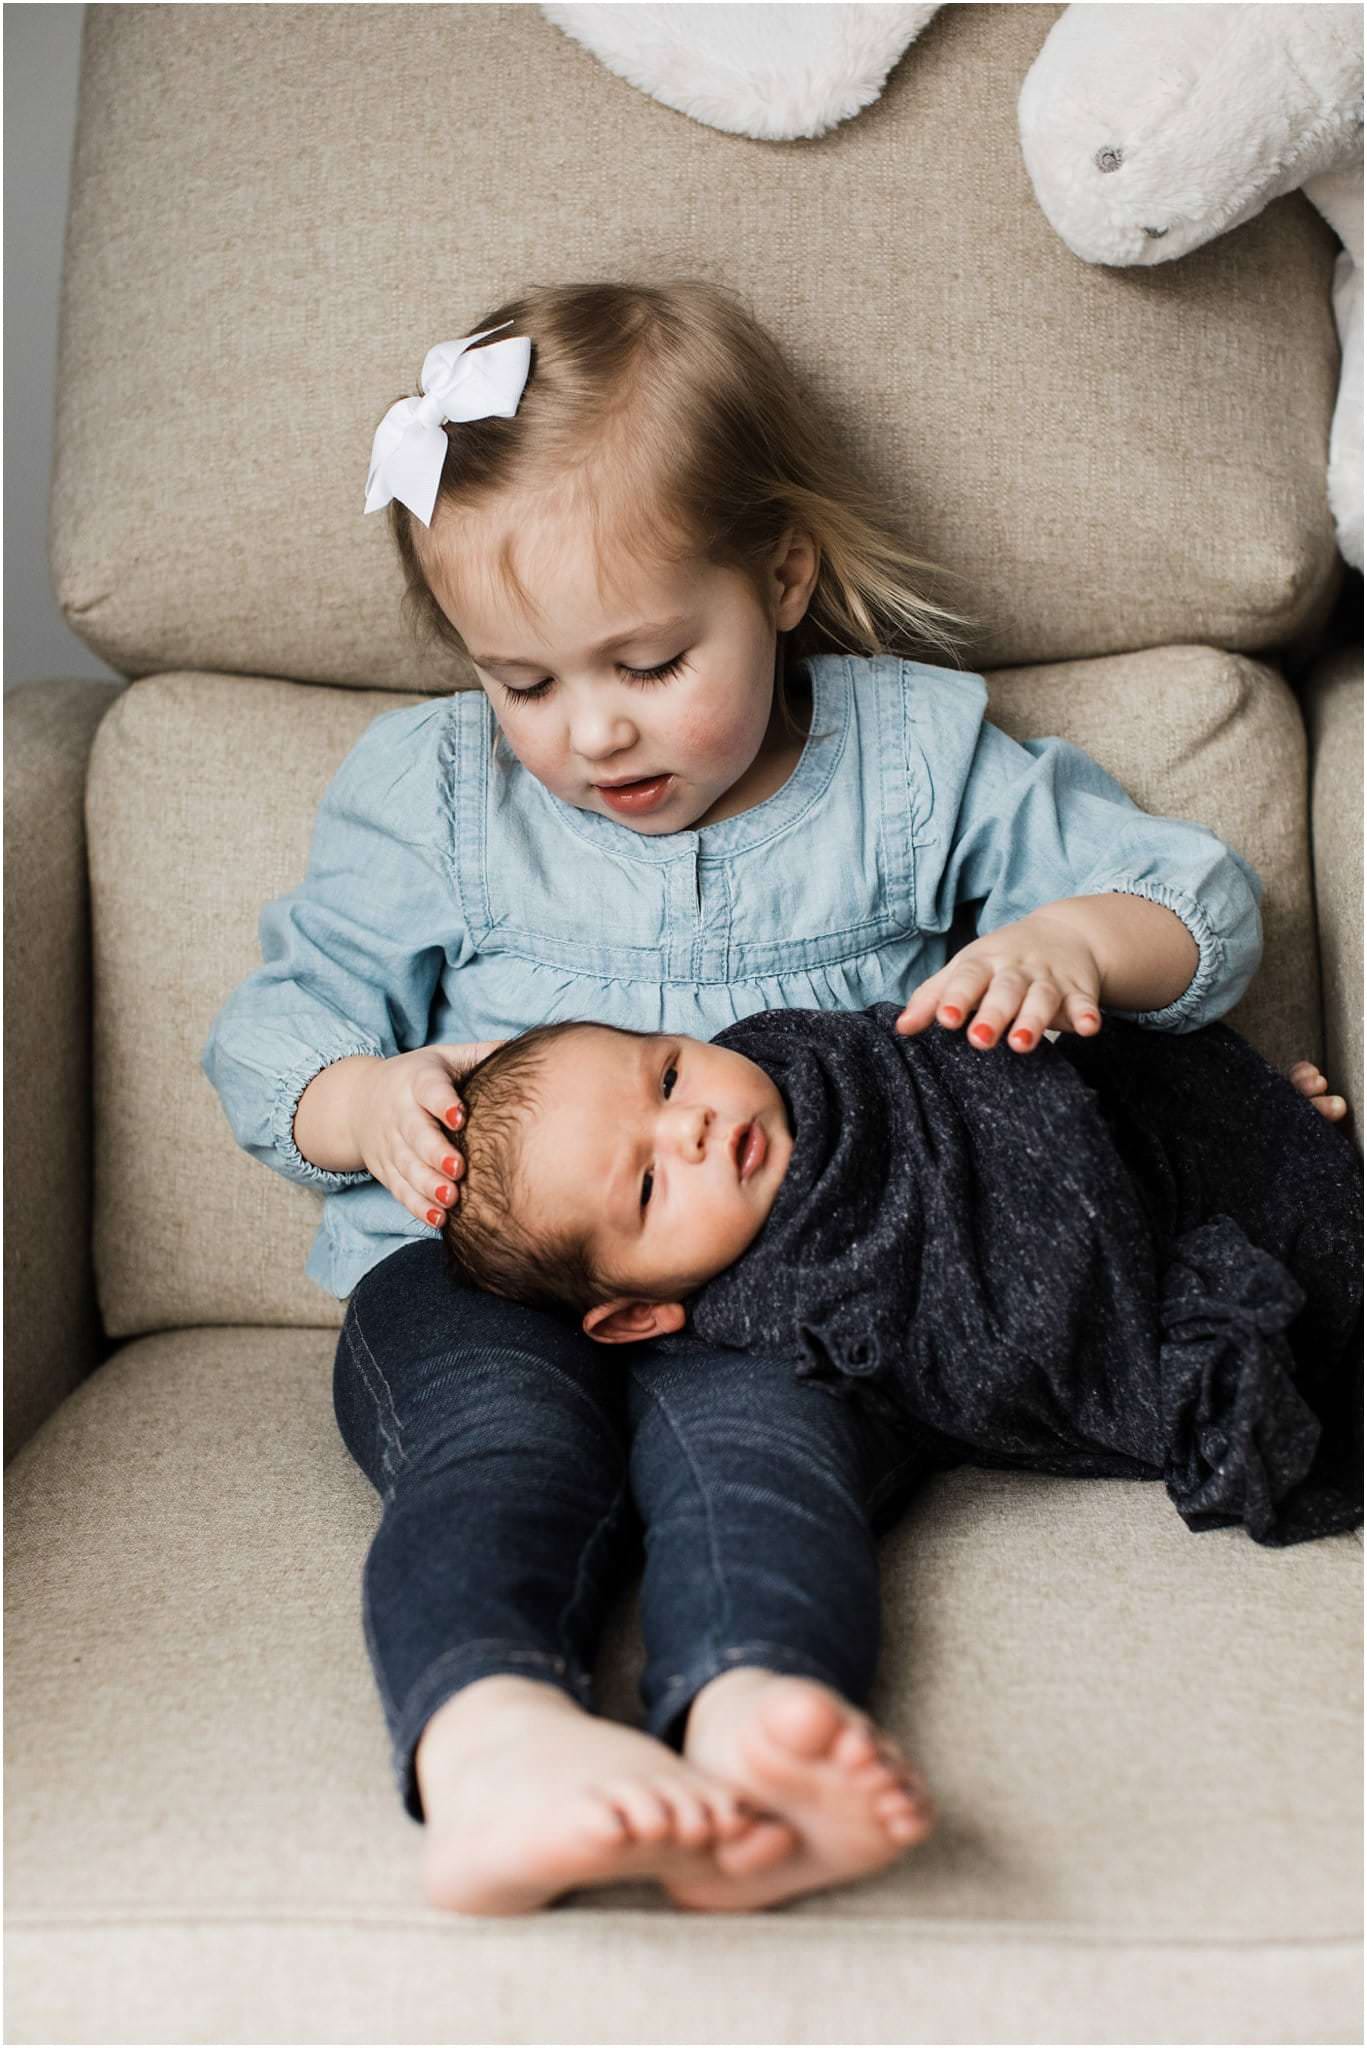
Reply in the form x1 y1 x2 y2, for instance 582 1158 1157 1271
414 1675 768 1914
1290 1059 1348 1122
664 1670 935 1912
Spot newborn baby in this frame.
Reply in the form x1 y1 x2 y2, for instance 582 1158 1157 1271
443 1006 1363 1547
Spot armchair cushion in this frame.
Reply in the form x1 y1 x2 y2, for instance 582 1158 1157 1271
93 651 1318 1339
5 1325 1361 2043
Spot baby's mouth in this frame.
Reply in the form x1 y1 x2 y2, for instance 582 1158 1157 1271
733 1119 768 1182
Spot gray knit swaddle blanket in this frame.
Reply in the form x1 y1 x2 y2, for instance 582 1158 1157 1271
688 1004 1363 1546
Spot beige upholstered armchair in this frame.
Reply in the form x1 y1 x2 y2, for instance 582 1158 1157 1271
6 7 1361 2041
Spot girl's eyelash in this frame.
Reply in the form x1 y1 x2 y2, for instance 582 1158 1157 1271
503 654 687 705
641 1049 680 1210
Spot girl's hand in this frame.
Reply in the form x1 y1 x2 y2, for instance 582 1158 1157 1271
349 1041 504 1227
895 912 1104 1052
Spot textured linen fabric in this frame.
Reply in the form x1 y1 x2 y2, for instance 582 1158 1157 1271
15 5 1361 2038
50 6 1345 690
1305 644 1364 1132
200 655 1264 1302
3 681 124 1462
689 1004 1363 1546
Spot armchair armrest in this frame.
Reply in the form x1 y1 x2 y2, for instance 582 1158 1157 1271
3 679 125 1461
1302 644 1362 1151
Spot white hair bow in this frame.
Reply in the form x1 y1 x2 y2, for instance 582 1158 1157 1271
363 321 533 526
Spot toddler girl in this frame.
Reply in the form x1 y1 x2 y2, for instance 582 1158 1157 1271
203 279 1299 1917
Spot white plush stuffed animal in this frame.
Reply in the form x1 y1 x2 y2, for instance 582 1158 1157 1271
542 2 1363 569
1018 4 1363 570
540 4 939 141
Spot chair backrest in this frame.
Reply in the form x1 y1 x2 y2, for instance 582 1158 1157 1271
53 3 1343 690
60 5 1340 1338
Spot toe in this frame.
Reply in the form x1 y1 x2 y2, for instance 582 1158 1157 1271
607 1780 672 1843
663 1783 714 1851
715 1816 800 1878
582 1792 632 1845
877 1764 934 1815
874 1785 921 1822
877 1778 936 1839
832 1719 879 1772
703 1788 752 1841
850 1757 902 1795
757 1681 846 1763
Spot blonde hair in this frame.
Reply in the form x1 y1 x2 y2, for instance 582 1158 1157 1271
382 279 979 701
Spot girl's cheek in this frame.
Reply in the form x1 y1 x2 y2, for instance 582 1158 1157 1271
670 680 756 763
497 719 557 783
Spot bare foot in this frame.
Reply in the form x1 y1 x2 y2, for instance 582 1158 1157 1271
664 1670 935 1912
1290 1059 1348 1123
414 1675 778 1914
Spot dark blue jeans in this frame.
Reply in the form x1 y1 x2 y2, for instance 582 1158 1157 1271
332 1239 929 1821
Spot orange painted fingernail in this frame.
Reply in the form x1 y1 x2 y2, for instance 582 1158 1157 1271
442 1155 458 1176
426 1208 442 1227
941 1006 961 1024
1011 1030 1032 1048
444 1106 463 1128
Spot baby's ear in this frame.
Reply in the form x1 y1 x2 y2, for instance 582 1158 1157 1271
581 1298 687 1345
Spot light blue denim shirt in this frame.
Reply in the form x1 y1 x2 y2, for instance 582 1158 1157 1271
202 653 1263 1300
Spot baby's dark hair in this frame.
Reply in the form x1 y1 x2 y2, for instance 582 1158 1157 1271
441 1018 648 1323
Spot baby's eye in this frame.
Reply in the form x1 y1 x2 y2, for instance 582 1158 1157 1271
661 1062 678 1100
641 1167 654 1210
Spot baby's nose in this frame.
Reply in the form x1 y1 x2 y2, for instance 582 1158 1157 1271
672 1105 713 1158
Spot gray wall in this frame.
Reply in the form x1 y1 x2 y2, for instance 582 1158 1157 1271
4 4 120 688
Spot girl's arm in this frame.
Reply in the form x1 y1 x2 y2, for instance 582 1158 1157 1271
201 701 466 1189
1018 890 1199 1014
291 1053 383 1173
900 670 1263 1036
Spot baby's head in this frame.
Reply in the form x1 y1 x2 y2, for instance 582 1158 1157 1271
374 280 975 836
443 1019 794 1344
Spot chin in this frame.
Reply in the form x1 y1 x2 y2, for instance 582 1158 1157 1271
627 813 701 838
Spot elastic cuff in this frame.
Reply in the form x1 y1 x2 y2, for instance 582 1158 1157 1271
391 1642 595 1823
1094 879 1226 1031
646 1643 865 1753
271 1043 381 1189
